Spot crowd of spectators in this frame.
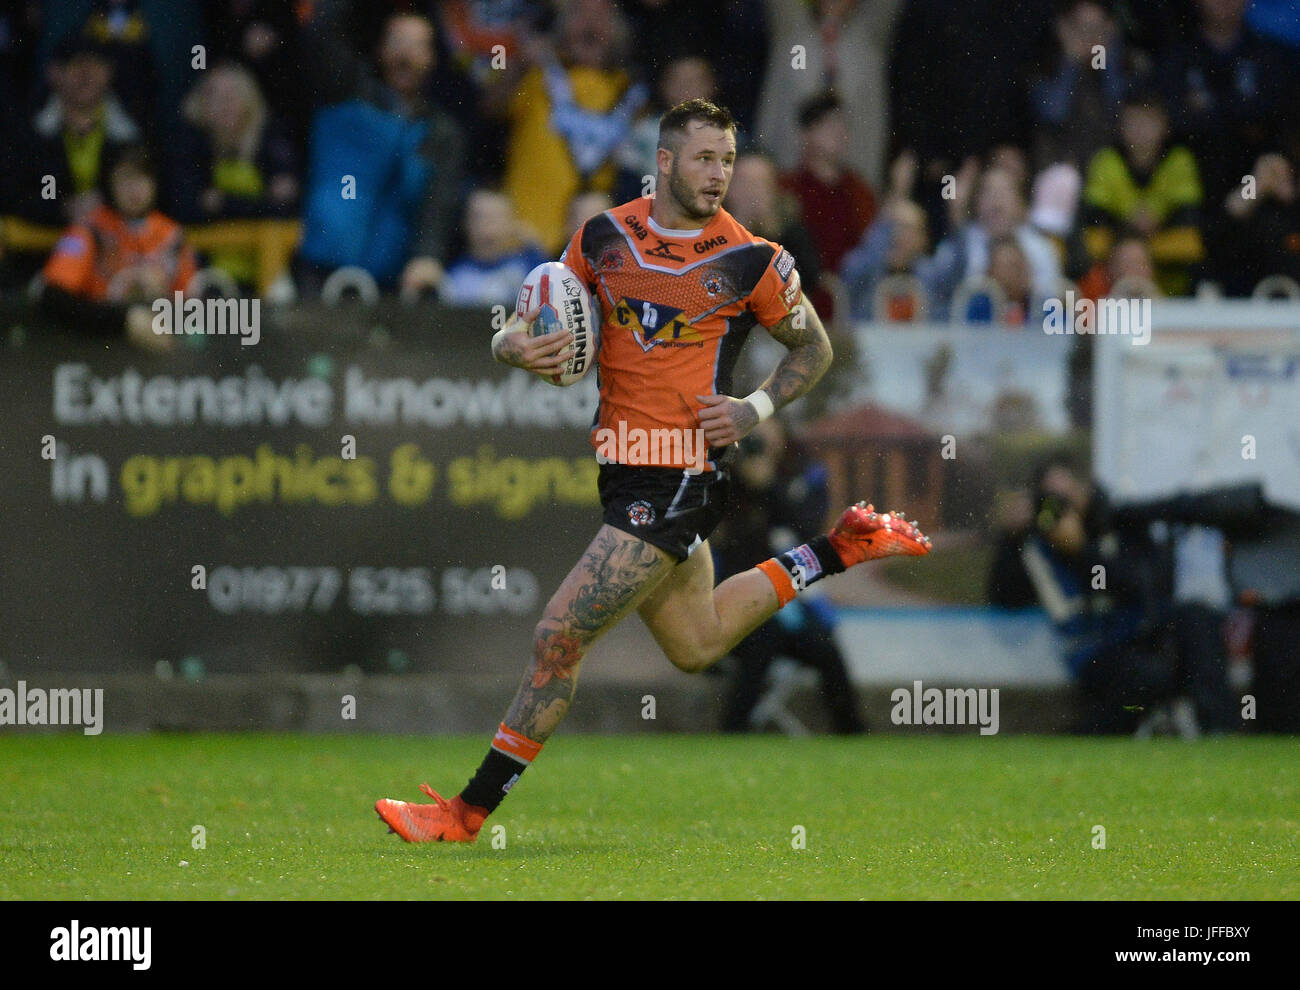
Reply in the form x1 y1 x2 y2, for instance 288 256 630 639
0 0 1297 329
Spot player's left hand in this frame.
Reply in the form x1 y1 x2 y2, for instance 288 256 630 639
695 394 759 447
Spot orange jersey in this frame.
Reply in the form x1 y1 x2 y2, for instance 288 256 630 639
43 205 197 302
561 197 803 470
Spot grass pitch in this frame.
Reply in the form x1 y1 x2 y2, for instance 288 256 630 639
1 734 1294 900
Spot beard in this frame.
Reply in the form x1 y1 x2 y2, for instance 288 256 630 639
667 163 719 224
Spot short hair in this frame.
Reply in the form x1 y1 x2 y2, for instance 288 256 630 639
381 11 434 41
54 34 112 63
1056 0 1113 18
110 144 157 181
1121 85 1166 115
659 47 713 72
797 89 841 130
658 98 736 154
979 165 1026 205
1031 453 1080 491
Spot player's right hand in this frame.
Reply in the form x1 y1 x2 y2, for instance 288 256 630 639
493 312 574 378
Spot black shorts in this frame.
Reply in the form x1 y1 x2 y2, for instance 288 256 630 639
598 462 731 562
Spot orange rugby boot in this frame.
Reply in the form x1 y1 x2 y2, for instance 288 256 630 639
828 502 932 566
375 784 488 843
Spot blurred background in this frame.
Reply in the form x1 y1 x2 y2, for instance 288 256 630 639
1 0 1298 738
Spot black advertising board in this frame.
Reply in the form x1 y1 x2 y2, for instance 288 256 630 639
0 303 601 675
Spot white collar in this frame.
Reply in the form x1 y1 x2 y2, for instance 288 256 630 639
647 214 705 238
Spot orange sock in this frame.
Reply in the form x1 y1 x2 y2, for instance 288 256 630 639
461 723 545 812
491 722 543 764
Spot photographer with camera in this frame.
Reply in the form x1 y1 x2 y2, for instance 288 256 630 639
988 457 1237 735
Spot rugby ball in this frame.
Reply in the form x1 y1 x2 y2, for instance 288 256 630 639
515 261 599 387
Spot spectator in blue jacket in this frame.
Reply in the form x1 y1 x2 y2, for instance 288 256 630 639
296 3 465 297
1157 0 1293 206
1028 0 1135 171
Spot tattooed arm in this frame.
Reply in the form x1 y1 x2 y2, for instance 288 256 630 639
758 292 834 410
696 293 834 445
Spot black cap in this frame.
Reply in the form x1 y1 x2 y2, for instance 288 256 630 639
1121 81 1166 114
797 89 841 130
53 33 114 63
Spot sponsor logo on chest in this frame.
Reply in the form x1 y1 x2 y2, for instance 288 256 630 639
693 234 728 254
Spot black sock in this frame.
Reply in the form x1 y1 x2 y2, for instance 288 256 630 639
775 535 845 590
461 748 530 812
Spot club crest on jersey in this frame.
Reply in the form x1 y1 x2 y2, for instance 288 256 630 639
598 247 625 273
627 500 656 526
699 268 733 298
613 296 701 348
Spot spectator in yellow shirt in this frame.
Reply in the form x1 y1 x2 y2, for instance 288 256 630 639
495 0 647 254
1081 89 1204 296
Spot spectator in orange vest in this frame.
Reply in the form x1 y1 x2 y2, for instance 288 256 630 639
41 145 195 351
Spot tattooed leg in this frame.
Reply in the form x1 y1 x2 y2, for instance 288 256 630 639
502 525 674 742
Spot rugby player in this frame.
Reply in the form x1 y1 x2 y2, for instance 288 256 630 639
375 99 930 842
